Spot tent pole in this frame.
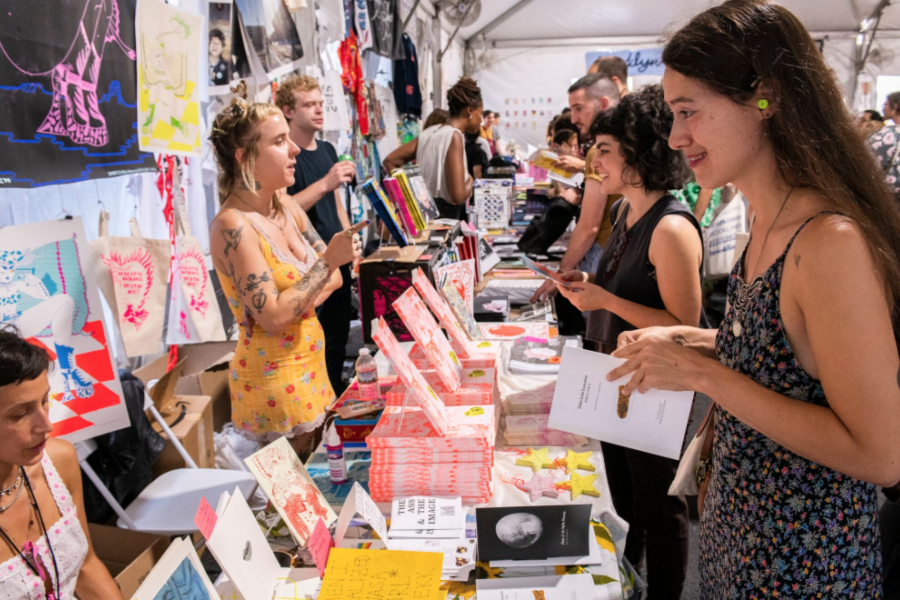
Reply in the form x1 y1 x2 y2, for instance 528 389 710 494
466 0 539 44
433 6 443 109
401 0 423 34
851 0 892 104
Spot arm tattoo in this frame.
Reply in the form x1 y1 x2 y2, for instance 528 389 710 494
252 290 267 313
794 254 801 269
239 272 273 314
291 258 331 319
243 272 272 293
222 226 243 258
302 222 328 255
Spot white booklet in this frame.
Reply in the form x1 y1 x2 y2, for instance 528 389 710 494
548 347 694 459
476 573 603 600
389 496 464 534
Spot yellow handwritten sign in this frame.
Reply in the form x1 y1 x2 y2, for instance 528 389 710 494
319 549 443 600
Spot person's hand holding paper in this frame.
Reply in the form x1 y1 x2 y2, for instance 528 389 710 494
610 332 708 395
554 272 611 312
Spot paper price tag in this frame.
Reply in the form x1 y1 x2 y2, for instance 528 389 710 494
194 496 218 539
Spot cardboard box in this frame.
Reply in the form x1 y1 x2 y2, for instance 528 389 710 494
150 394 215 476
135 342 233 432
88 524 171 599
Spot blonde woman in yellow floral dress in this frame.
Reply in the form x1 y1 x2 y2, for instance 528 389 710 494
208 92 366 457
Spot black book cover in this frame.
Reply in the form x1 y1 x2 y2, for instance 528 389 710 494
475 504 591 562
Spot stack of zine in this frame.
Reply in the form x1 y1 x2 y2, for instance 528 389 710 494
503 413 588 447
366 404 497 504
508 336 581 375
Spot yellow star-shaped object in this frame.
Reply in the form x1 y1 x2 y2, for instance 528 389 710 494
515 447 554 473
561 472 601 500
563 450 595 474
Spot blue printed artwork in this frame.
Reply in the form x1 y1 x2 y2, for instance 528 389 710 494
153 558 213 600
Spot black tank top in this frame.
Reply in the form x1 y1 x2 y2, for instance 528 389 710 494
586 195 707 345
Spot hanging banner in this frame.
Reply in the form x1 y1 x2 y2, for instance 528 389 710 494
585 48 665 76
137 0 204 157
0 218 130 443
233 0 305 80
321 69 351 131
0 0 155 188
354 0 374 52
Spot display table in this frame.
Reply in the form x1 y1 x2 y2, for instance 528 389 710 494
300 338 634 599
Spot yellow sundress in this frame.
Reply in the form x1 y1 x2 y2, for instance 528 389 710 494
215 209 335 443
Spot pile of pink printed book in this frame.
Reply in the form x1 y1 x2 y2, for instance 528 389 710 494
366 269 503 504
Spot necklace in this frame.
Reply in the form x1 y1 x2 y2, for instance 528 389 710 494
731 188 795 337
0 468 24 512
0 467 22 497
230 194 284 229
0 470 60 600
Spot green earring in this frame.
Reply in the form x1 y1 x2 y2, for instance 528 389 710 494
758 99 769 110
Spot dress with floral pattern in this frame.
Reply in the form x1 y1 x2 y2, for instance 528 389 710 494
216 210 334 444
868 123 900 200
701 213 882 598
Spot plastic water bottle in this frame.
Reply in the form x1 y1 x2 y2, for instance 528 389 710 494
356 348 378 400
325 425 348 485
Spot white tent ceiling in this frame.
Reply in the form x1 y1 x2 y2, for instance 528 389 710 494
432 0 900 44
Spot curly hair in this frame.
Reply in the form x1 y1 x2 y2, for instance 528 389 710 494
210 82 286 214
446 76 482 118
589 84 689 193
0 325 50 387
274 74 321 114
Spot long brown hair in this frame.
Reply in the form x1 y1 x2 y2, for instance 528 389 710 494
210 83 286 216
664 0 900 327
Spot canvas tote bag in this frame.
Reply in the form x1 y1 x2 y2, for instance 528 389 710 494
89 211 170 357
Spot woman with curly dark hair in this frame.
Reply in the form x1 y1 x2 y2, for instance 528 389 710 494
555 84 703 599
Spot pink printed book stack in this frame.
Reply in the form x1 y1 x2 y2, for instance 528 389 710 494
368 317 496 504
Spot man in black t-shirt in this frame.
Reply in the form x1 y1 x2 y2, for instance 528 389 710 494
276 75 356 395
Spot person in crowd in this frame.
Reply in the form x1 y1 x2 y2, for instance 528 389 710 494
209 91 365 456
209 29 230 86
274 75 358 397
464 130 489 180
382 109 449 173
884 92 900 124
606 1 900 597
532 74 620 303
416 76 484 220
588 55 630 98
551 129 581 158
0 327 123 599
550 129 582 205
480 109 495 154
555 85 701 599
491 111 503 151
859 109 885 139
869 99 900 201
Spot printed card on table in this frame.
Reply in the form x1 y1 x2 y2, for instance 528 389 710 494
435 259 476 313
390 496 464 533
475 504 591 562
206 489 281 600
392 287 462 390
130 537 219 600
372 317 449 435
476 573 601 600
437 272 483 343
0 217 129 444
318 549 443 600
244 437 338 547
413 268 486 357
334 481 390 545
478 322 551 342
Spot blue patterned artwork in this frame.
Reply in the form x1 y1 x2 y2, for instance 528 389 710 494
306 451 371 506
153 558 213 600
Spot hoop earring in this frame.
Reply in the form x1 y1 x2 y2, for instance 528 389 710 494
758 99 769 110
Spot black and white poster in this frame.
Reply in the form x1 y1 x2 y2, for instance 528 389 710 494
233 0 303 80
0 0 156 188
475 504 591 562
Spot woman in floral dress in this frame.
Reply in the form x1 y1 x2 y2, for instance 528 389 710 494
607 1 900 597
208 93 366 457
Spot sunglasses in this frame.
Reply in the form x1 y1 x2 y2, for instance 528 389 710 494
602 229 630 281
